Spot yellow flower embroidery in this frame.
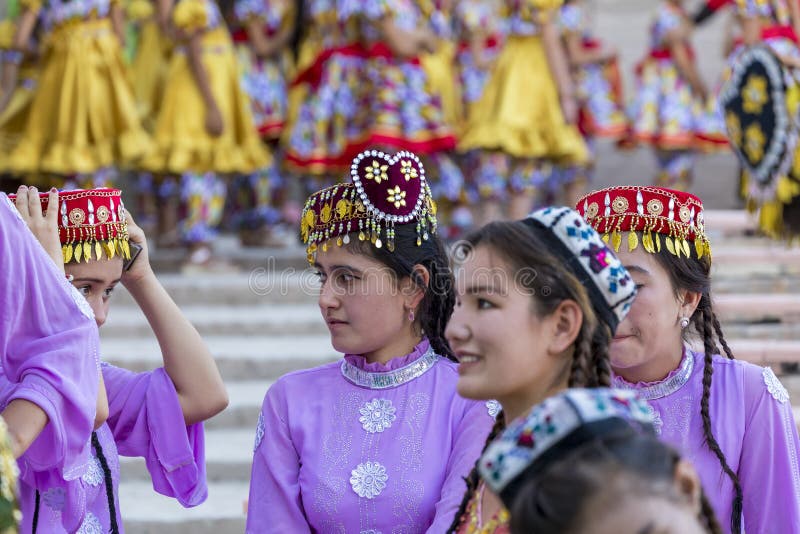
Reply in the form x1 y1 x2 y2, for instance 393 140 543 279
742 75 768 115
400 160 418 181
725 111 742 146
744 122 766 161
387 186 407 208
365 160 389 184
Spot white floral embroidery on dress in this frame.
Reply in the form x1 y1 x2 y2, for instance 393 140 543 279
763 367 790 404
360 530 382 534
81 453 104 486
253 411 265 452
77 512 103 534
359 399 396 433
486 400 502 419
350 461 388 499
643 404 664 435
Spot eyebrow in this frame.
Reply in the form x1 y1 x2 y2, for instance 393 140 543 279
312 264 362 274
464 284 506 296
73 278 122 285
624 265 651 276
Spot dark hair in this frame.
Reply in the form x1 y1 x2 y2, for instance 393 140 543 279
289 0 305 59
507 424 723 534
651 245 742 533
347 223 456 362
447 220 614 532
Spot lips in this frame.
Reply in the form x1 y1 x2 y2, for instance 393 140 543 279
326 318 348 326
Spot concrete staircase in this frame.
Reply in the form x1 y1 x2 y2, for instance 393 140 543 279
101 212 800 534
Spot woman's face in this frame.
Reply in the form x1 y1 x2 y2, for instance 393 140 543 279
609 244 686 374
313 243 414 358
67 258 124 328
446 245 567 407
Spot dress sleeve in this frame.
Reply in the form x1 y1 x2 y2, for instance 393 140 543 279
738 366 800 533
0 194 99 487
425 398 494 533
734 0 771 18
559 3 584 34
173 0 210 33
126 0 155 22
102 363 207 507
246 380 311 533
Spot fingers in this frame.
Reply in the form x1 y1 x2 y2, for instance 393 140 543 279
45 188 59 226
26 185 43 221
14 185 30 220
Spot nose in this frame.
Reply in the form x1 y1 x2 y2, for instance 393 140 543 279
90 298 107 328
445 303 470 347
317 278 340 312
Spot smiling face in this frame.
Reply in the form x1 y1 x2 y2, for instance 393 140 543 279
609 243 693 379
446 245 570 410
314 242 420 361
66 257 124 328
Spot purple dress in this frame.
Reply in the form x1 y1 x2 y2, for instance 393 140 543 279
14 363 208 533
0 193 100 532
247 339 495 533
613 348 800 533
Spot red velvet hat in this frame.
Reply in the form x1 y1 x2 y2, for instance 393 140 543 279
301 149 437 261
576 186 712 260
9 188 131 263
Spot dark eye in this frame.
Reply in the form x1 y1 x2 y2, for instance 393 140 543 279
78 285 91 297
338 272 355 283
104 287 116 298
477 298 494 310
634 284 645 291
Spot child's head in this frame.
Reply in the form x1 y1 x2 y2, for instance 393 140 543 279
304 150 455 360
446 208 637 411
479 389 721 534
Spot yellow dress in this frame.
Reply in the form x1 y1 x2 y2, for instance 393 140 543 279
5 0 151 175
141 0 271 174
127 0 172 129
458 0 588 165
0 417 19 533
0 19 38 160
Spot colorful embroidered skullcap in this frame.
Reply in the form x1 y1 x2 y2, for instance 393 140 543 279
523 206 637 333
576 186 712 260
300 149 437 262
479 388 656 504
9 188 131 264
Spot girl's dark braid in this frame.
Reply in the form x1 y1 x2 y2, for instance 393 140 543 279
695 296 743 534
711 310 735 360
591 325 613 387
447 412 507 534
417 254 456 362
700 490 724 534
92 432 120 534
568 324 597 387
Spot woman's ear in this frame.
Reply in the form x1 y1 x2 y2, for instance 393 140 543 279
679 289 702 319
401 264 430 311
546 300 583 355
674 459 702 514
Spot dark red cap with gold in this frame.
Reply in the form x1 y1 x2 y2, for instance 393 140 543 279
576 186 712 260
9 188 131 264
301 149 437 262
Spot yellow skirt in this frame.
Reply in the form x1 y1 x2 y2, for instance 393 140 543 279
0 67 37 159
420 40 463 131
458 35 588 165
141 27 272 174
6 19 151 175
131 19 172 128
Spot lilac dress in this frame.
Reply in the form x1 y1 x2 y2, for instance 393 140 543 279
13 363 208 533
247 339 495 533
613 348 800 533
0 193 100 532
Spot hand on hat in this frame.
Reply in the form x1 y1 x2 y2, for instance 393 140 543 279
120 209 153 285
14 185 64 274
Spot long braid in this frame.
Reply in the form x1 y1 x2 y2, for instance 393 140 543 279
696 299 743 533
711 310 735 360
419 254 456 361
447 412 507 534
568 323 597 387
591 325 613 387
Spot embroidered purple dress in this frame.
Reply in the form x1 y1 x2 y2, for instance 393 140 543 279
13 362 208 533
0 193 100 532
613 348 800 533
247 339 494 533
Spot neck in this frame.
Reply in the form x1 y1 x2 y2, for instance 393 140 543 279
499 375 570 424
362 332 424 365
614 341 685 384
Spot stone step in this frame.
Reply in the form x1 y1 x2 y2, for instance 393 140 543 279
206 380 272 430
119 480 246 534
100 335 338 381
100 296 800 339
120 428 255 483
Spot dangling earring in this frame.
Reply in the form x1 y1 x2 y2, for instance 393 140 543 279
679 316 690 329
408 309 415 322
